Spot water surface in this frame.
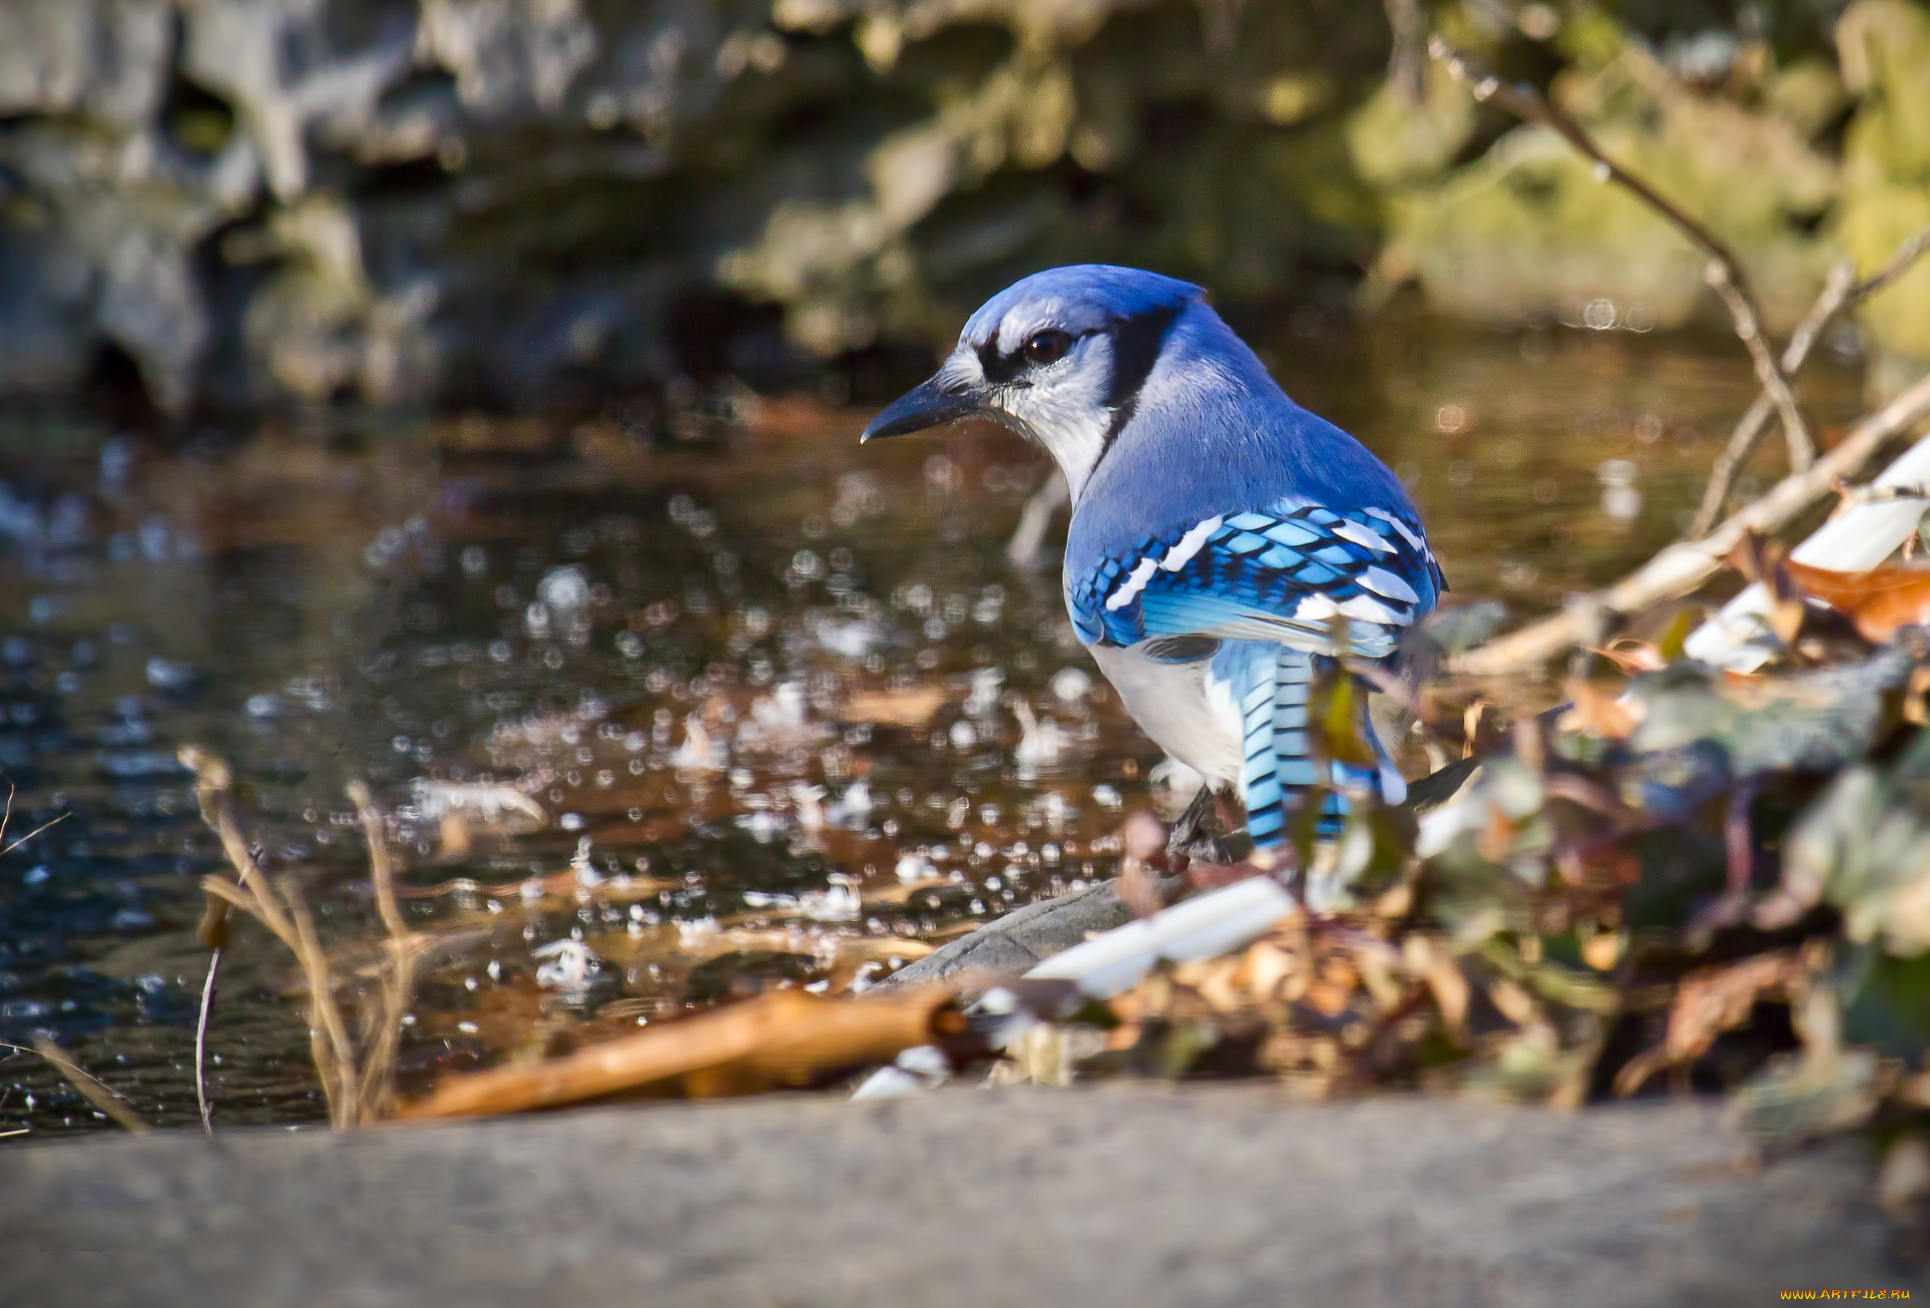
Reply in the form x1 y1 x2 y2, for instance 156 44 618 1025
0 317 1871 1132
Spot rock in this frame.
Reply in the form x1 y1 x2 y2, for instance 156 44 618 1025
0 3 1910 417
1837 0 1930 368
1381 38 1838 334
0 0 174 130
0 1086 1913 1305
878 876 1139 988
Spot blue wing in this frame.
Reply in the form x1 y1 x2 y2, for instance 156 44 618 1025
1067 502 1444 659
1070 500 1440 851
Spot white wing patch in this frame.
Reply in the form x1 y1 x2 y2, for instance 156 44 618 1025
1358 566 1420 605
1362 507 1431 558
1160 515 1224 571
1105 556 1161 611
1105 514 1224 611
1330 519 1394 554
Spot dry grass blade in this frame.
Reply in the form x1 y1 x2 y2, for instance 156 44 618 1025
0 811 70 857
396 986 958 1119
10 1037 151 1133
181 748 417 1128
280 874 360 1127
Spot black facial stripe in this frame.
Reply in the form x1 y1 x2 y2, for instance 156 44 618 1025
977 338 1025 385
1094 302 1182 462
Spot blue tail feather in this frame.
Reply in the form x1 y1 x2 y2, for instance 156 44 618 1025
1237 647 1400 849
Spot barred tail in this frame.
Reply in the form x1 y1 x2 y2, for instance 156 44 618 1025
1239 648 1402 848
1239 649 1319 848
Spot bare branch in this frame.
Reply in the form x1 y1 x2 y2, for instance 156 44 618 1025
1452 368 1930 674
1691 224 1930 535
1429 39 1812 472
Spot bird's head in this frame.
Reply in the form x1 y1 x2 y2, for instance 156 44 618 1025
861 265 1204 500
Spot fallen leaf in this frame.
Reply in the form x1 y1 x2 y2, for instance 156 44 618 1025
1727 531 1809 644
844 687 949 726
1556 678 1644 739
1614 951 1804 1097
1592 640 1664 675
1783 558 1930 642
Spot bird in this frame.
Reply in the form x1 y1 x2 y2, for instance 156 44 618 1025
861 265 1444 860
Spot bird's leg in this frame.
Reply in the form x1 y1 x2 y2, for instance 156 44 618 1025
1166 784 1242 867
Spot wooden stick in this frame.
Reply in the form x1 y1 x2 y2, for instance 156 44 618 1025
1429 38 1812 472
1452 368 1930 674
395 986 956 1120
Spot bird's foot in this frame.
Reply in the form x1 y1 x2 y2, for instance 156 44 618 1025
1168 833 1240 867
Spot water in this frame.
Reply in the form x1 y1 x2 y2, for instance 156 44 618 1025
0 316 1870 1133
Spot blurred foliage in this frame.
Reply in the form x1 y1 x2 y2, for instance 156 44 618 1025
0 0 1926 414
1002 578 1930 1150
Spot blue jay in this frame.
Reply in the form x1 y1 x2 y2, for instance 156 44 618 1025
862 265 1443 855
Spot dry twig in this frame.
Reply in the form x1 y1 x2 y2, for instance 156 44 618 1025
1429 39 1813 474
1692 224 1930 535
1453 369 1930 674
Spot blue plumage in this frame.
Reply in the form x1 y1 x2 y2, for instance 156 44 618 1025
863 265 1444 853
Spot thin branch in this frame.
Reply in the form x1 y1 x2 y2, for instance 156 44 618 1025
1452 367 1930 674
1383 0 1425 104
1429 38 1812 472
1691 223 1930 535
194 947 222 1134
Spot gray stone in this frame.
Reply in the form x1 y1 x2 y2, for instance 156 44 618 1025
879 876 1138 987
883 760 1481 990
0 0 174 129
0 1086 1914 1306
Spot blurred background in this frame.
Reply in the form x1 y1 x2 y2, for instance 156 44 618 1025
3 0 1930 1134
0 0 1923 420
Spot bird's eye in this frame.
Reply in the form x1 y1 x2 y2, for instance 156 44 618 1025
1022 330 1073 367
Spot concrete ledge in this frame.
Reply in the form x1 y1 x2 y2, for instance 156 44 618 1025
0 1085 1917 1307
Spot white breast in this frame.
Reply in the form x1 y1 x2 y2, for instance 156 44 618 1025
1087 644 1244 790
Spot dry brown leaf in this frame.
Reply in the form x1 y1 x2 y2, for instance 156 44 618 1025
844 687 949 726
396 985 958 1118
1726 531 1809 644
1304 955 1359 1018
1614 951 1803 1097
1783 558 1930 642
1592 640 1665 675
1556 678 1645 740
1171 956 1245 1015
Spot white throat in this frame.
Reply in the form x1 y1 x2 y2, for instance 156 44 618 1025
1013 400 1108 501
992 338 1116 502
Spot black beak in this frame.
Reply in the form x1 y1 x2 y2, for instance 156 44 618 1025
860 373 985 442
